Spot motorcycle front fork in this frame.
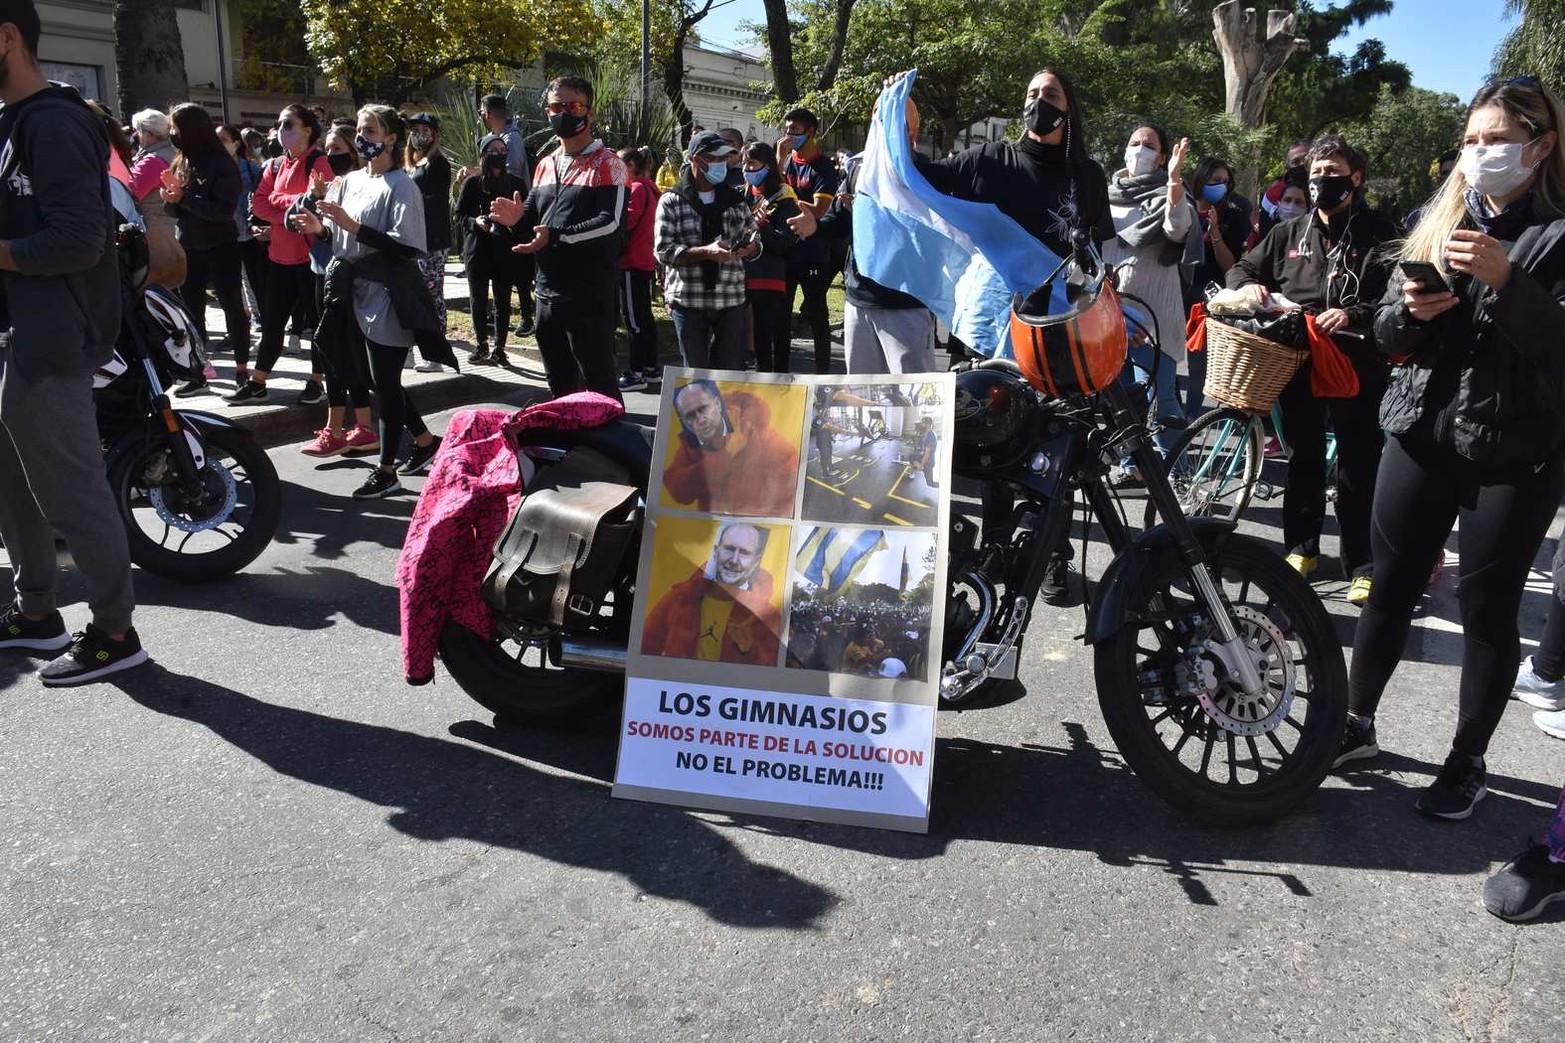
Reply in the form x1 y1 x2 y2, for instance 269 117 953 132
1095 386 1268 701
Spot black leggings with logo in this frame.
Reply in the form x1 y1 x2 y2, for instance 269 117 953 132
1349 434 1564 757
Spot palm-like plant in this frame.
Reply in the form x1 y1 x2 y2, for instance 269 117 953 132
1495 1 1565 89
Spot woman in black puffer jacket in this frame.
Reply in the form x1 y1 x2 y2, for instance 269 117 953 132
1340 77 1565 821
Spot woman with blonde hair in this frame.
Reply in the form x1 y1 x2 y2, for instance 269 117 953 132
1337 76 1565 821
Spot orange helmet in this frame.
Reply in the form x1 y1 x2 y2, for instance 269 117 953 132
1008 270 1128 399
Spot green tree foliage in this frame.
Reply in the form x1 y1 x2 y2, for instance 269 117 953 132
1340 83 1466 213
232 0 313 96
299 0 602 105
1495 1 1565 89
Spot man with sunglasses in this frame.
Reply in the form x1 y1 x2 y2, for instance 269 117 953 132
491 76 627 400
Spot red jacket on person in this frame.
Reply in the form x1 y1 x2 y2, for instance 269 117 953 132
641 567 781 665
662 390 800 517
251 148 334 265
620 177 659 272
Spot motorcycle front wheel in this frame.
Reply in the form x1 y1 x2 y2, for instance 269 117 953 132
1094 532 1347 826
110 425 282 581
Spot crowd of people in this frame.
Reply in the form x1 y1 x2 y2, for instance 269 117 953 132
0 0 1560 920
785 593 929 680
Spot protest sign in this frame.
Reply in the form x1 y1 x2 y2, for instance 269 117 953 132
613 370 954 833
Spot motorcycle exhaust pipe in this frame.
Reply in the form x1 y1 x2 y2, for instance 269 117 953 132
558 635 628 674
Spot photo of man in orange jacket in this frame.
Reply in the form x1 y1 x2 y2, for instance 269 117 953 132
661 380 801 517
641 522 782 665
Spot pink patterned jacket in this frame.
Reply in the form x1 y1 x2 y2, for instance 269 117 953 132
396 393 625 683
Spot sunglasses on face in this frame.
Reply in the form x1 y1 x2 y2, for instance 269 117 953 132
547 101 588 116
276 119 295 130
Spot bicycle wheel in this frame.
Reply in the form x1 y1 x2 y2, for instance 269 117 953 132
1143 407 1265 529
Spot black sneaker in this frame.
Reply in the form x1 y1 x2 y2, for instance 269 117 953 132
0 604 70 653
397 436 443 476
1416 751 1488 820
490 348 510 368
643 368 663 388
38 624 148 687
352 469 402 499
224 380 269 404
515 315 535 338
296 379 325 406
1483 842 1565 922
1038 553 1071 606
618 371 649 392
1332 716 1380 769
173 377 209 398
467 344 491 365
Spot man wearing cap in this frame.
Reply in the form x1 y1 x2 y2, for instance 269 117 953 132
490 75 626 400
653 131 759 369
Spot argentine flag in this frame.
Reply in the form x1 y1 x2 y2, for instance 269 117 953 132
852 70 1069 357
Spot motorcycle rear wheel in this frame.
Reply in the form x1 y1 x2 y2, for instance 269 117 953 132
111 425 281 581
437 620 624 727
1094 532 1346 825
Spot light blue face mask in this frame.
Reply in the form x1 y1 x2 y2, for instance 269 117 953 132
701 161 728 186
791 133 809 151
1201 182 1229 204
743 168 768 187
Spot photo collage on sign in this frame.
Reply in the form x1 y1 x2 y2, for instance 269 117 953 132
642 378 945 686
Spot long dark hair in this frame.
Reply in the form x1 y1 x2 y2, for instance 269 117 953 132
217 123 252 162
743 141 783 197
278 103 324 150
1028 67 1098 219
1187 155 1235 206
170 102 230 169
85 99 134 167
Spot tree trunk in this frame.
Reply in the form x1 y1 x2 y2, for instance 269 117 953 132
1212 0 1304 195
761 0 798 103
114 0 190 116
815 0 858 92
663 1 717 147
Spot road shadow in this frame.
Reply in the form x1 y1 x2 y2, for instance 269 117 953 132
110 664 838 930
270 476 420 560
456 712 1563 908
133 564 400 637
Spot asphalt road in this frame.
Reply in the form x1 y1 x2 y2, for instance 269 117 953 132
3 381 1564 1042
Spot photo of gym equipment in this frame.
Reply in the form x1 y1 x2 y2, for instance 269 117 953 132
801 382 943 527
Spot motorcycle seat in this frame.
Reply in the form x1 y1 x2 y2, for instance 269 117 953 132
515 420 655 483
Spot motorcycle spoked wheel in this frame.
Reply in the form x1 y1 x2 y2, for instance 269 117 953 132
1093 532 1347 826
436 576 636 727
111 425 282 582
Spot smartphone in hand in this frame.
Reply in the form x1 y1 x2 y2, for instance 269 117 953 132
1398 259 1450 293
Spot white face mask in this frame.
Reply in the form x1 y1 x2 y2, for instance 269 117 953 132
1123 144 1159 177
1277 201 1308 222
1461 141 1539 198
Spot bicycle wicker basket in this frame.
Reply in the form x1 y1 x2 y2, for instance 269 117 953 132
1202 319 1309 413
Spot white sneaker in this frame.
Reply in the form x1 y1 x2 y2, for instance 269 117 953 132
1512 655 1565 710
414 360 450 373
1534 707 1565 740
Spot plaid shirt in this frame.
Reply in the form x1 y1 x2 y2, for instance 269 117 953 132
654 182 757 311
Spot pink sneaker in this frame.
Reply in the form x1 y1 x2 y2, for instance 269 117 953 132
301 427 349 457
1263 436 1285 459
342 424 381 455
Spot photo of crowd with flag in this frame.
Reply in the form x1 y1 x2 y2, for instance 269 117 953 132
787 527 937 681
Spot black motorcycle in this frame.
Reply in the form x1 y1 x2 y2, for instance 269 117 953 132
437 247 1347 825
93 224 281 582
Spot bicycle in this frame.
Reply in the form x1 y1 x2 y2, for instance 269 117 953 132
1143 400 1339 530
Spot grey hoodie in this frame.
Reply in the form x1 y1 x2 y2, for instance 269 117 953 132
0 84 121 382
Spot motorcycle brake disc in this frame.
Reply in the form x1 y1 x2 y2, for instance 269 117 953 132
1191 604 1297 737
150 457 238 533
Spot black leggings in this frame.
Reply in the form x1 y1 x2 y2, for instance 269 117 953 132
468 267 513 350
255 260 319 374
181 241 250 363
366 340 428 468
749 288 789 373
1274 354 1385 574
619 268 658 372
1349 434 1564 757
1534 588 1565 681
784 263 833 373
239 238 267 318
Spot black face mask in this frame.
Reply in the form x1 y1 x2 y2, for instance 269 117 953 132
327 152 355 177
549 111 588 139
1308 174 1355 212
1023 97 1068 137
